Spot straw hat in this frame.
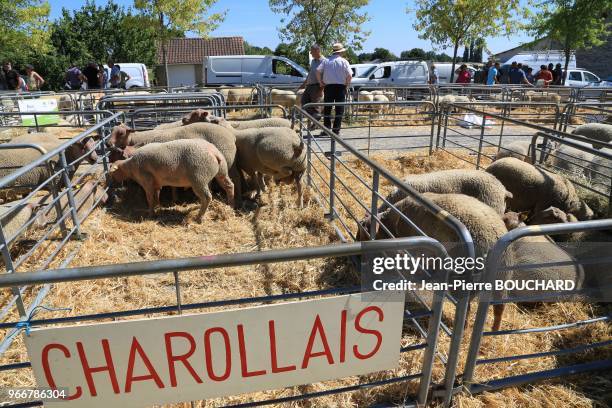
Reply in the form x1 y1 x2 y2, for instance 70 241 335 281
332 43 347 53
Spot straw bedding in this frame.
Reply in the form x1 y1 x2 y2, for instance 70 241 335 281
0 149 610 407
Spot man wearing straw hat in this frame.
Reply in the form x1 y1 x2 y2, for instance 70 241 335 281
316 42 352 135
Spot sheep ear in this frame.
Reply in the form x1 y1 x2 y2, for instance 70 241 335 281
518 211 530 222
200 110 209 118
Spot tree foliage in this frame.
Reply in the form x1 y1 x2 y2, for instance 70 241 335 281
410 0 526 81
134 0 225 83
0 0 50 62
244 41 274 56
269 0 371 53
528 0 611 84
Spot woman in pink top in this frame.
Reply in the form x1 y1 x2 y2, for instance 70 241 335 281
456 64 471 84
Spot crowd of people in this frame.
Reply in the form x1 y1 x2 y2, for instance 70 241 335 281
0 59 131 93
476 61 565 87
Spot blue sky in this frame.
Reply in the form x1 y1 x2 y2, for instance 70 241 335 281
47 0 533 57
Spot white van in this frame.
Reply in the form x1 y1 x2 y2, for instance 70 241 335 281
500 50 577 70
433 63 477 83
350 63 376 78
204 55 308 85
103 63 150 89
350 61 429 88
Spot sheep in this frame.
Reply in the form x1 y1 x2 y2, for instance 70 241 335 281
486 157 593 220
110 139 234 221
227 118 292 130
226 88 256 108
359 192 508 260
497 211 585 331
523 91 561 104
495 140 554 163
0 133 98 198
108 123 242 207
438 94 472 112
379 169 512 216
1 201 37 245
546 141 595 177
269 89 297 109
572 123 612 150
233 127 306 207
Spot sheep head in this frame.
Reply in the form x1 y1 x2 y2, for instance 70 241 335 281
109 125 134 148
182 109 211 126
502 211 529 230
529 206 569 225
109 161 129 183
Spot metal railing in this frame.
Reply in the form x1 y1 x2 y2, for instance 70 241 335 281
96 92 225 115
462 219 612 395
0 111 123 353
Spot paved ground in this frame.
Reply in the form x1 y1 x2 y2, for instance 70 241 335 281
304 123 544 156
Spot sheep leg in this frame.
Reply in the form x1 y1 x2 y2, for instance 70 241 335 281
228 165 242 209
256 172 267 193
191 183 212 223
215 174 235 209
492 304 505 331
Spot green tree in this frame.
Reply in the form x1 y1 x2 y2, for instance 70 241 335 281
134 0 225 85
528 0 611 84
410 0 526 82
0 0 50 63
274 43 309 67
244 41 274 55
269 0 371 53
370 47 397 62
400 48 427 60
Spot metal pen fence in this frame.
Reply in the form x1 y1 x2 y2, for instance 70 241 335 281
0 111 123 354
559 102 612 133
96 92 226 117
462 219 612 397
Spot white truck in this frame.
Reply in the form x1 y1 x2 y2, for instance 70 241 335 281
203 55 308 85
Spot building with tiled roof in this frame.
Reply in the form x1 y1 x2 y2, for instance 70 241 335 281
155 37 244 86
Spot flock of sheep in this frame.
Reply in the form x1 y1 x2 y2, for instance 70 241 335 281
106 110 305 218
356 120 610 329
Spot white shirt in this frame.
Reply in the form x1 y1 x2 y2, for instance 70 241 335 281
317 54 352 85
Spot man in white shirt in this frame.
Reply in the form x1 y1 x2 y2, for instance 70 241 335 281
316 43 352 135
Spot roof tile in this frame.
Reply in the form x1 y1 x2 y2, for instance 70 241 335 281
157 37 245 64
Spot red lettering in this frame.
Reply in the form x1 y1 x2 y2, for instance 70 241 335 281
340 310 347 363
165 332 202 387
125 337 164 392
237 324 267 377
301 315 334 369
268 320 296 373
204 327 232 381
42 344 82 400
353 306 384 360
77 339 120 396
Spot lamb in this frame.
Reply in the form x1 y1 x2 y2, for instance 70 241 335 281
225 88 256 106
233 127 306 207
108 122 241 207
486 157 593 220
572 123 612 150
270 89 297 109
546 141 595 177
497 211 584 331
0 133 98 197
379 169 512 216
109 139 234 221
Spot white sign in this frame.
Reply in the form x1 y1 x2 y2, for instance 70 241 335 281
25 292 405 407
17 98 60 126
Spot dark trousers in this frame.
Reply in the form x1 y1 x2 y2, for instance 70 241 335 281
323 84 346 134
301 84 323 120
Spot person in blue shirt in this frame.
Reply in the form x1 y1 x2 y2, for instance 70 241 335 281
508 61 533 86
487 62 500 85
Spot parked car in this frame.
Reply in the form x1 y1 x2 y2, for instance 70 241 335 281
350 63 376 78
203 55 308 85
350 61 429 88
103 63 150 89
564 68 604 87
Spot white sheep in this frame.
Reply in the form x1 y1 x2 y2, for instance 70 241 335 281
270 89 297 109
572 123 612 150
546 141 595 177
495 140 550 163
380 169 512 216
110 139 234 221
486 157 593 220
524 91 561 104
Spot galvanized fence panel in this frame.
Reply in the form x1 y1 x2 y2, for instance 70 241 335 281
0 111 123 352
462 219 612 395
